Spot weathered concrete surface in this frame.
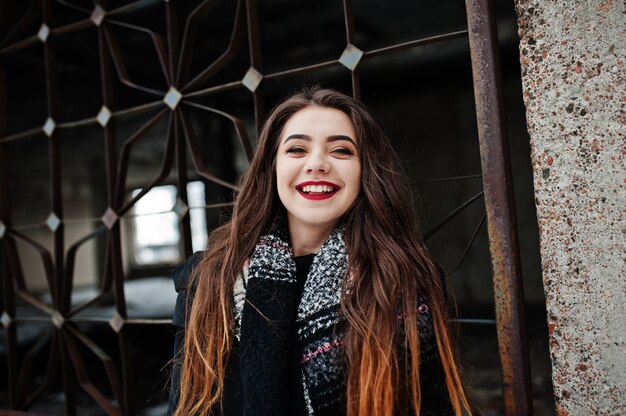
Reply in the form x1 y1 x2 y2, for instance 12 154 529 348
514 1 625 415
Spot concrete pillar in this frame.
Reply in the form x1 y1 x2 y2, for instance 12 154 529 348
514 1 625 414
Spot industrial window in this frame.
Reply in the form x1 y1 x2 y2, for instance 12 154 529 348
130 181 208 266
0 1 546 414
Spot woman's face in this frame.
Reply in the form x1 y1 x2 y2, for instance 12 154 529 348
275 105 361 236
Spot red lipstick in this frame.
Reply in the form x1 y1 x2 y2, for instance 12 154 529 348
296 181 340 200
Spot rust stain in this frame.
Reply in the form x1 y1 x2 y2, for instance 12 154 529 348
591 139 602 153
574 61 583 73
557 405 570 416
598 0 614 12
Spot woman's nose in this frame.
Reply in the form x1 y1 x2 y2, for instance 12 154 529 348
305 151 330 173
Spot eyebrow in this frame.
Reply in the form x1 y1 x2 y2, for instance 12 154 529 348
284 134 357 146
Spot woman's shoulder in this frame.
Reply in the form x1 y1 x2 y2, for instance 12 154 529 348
173 251 204 292
171 251 204 328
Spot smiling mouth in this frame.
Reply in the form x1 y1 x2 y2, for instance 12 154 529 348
296 182 340 200
297 184 338 194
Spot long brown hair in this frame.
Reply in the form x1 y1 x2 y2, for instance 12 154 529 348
175 86 472 415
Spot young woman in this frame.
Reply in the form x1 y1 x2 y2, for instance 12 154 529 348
168 87 472 416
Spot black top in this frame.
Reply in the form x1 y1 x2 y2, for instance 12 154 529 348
294 253 316 298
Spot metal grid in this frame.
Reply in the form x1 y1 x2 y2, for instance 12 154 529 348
0 0 532 414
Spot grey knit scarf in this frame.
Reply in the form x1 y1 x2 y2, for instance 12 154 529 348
233 227 348 416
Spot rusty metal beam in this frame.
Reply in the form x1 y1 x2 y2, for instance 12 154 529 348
175 112 193 258
0 30 20 410
245 0 265 133
98 2 132 413
464 0 533 414
342 0 360 99
41 1 79 413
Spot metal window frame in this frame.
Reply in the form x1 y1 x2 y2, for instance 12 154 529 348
0 0 533 414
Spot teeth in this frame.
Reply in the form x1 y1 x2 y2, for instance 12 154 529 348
300 184 337 193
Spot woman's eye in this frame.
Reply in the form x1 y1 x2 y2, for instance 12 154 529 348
332 147 354 156
286 146 306 154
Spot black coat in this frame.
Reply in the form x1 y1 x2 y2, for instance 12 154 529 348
167 252 453 415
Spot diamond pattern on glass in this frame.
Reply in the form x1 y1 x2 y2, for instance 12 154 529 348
43 117 56 137
1 311 11 329
91 5 105 26
163 87 182 110
101 207 118 229
109 313 125 333
46 213 61 232
242 67 263 92
37 24 50 42
52 311 65 329
97 106 112 127
339 44 364 71
173 198 189 218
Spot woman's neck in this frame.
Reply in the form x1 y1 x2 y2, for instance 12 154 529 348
288 222 335 256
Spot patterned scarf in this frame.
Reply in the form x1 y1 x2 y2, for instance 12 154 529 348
233 227 348 416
